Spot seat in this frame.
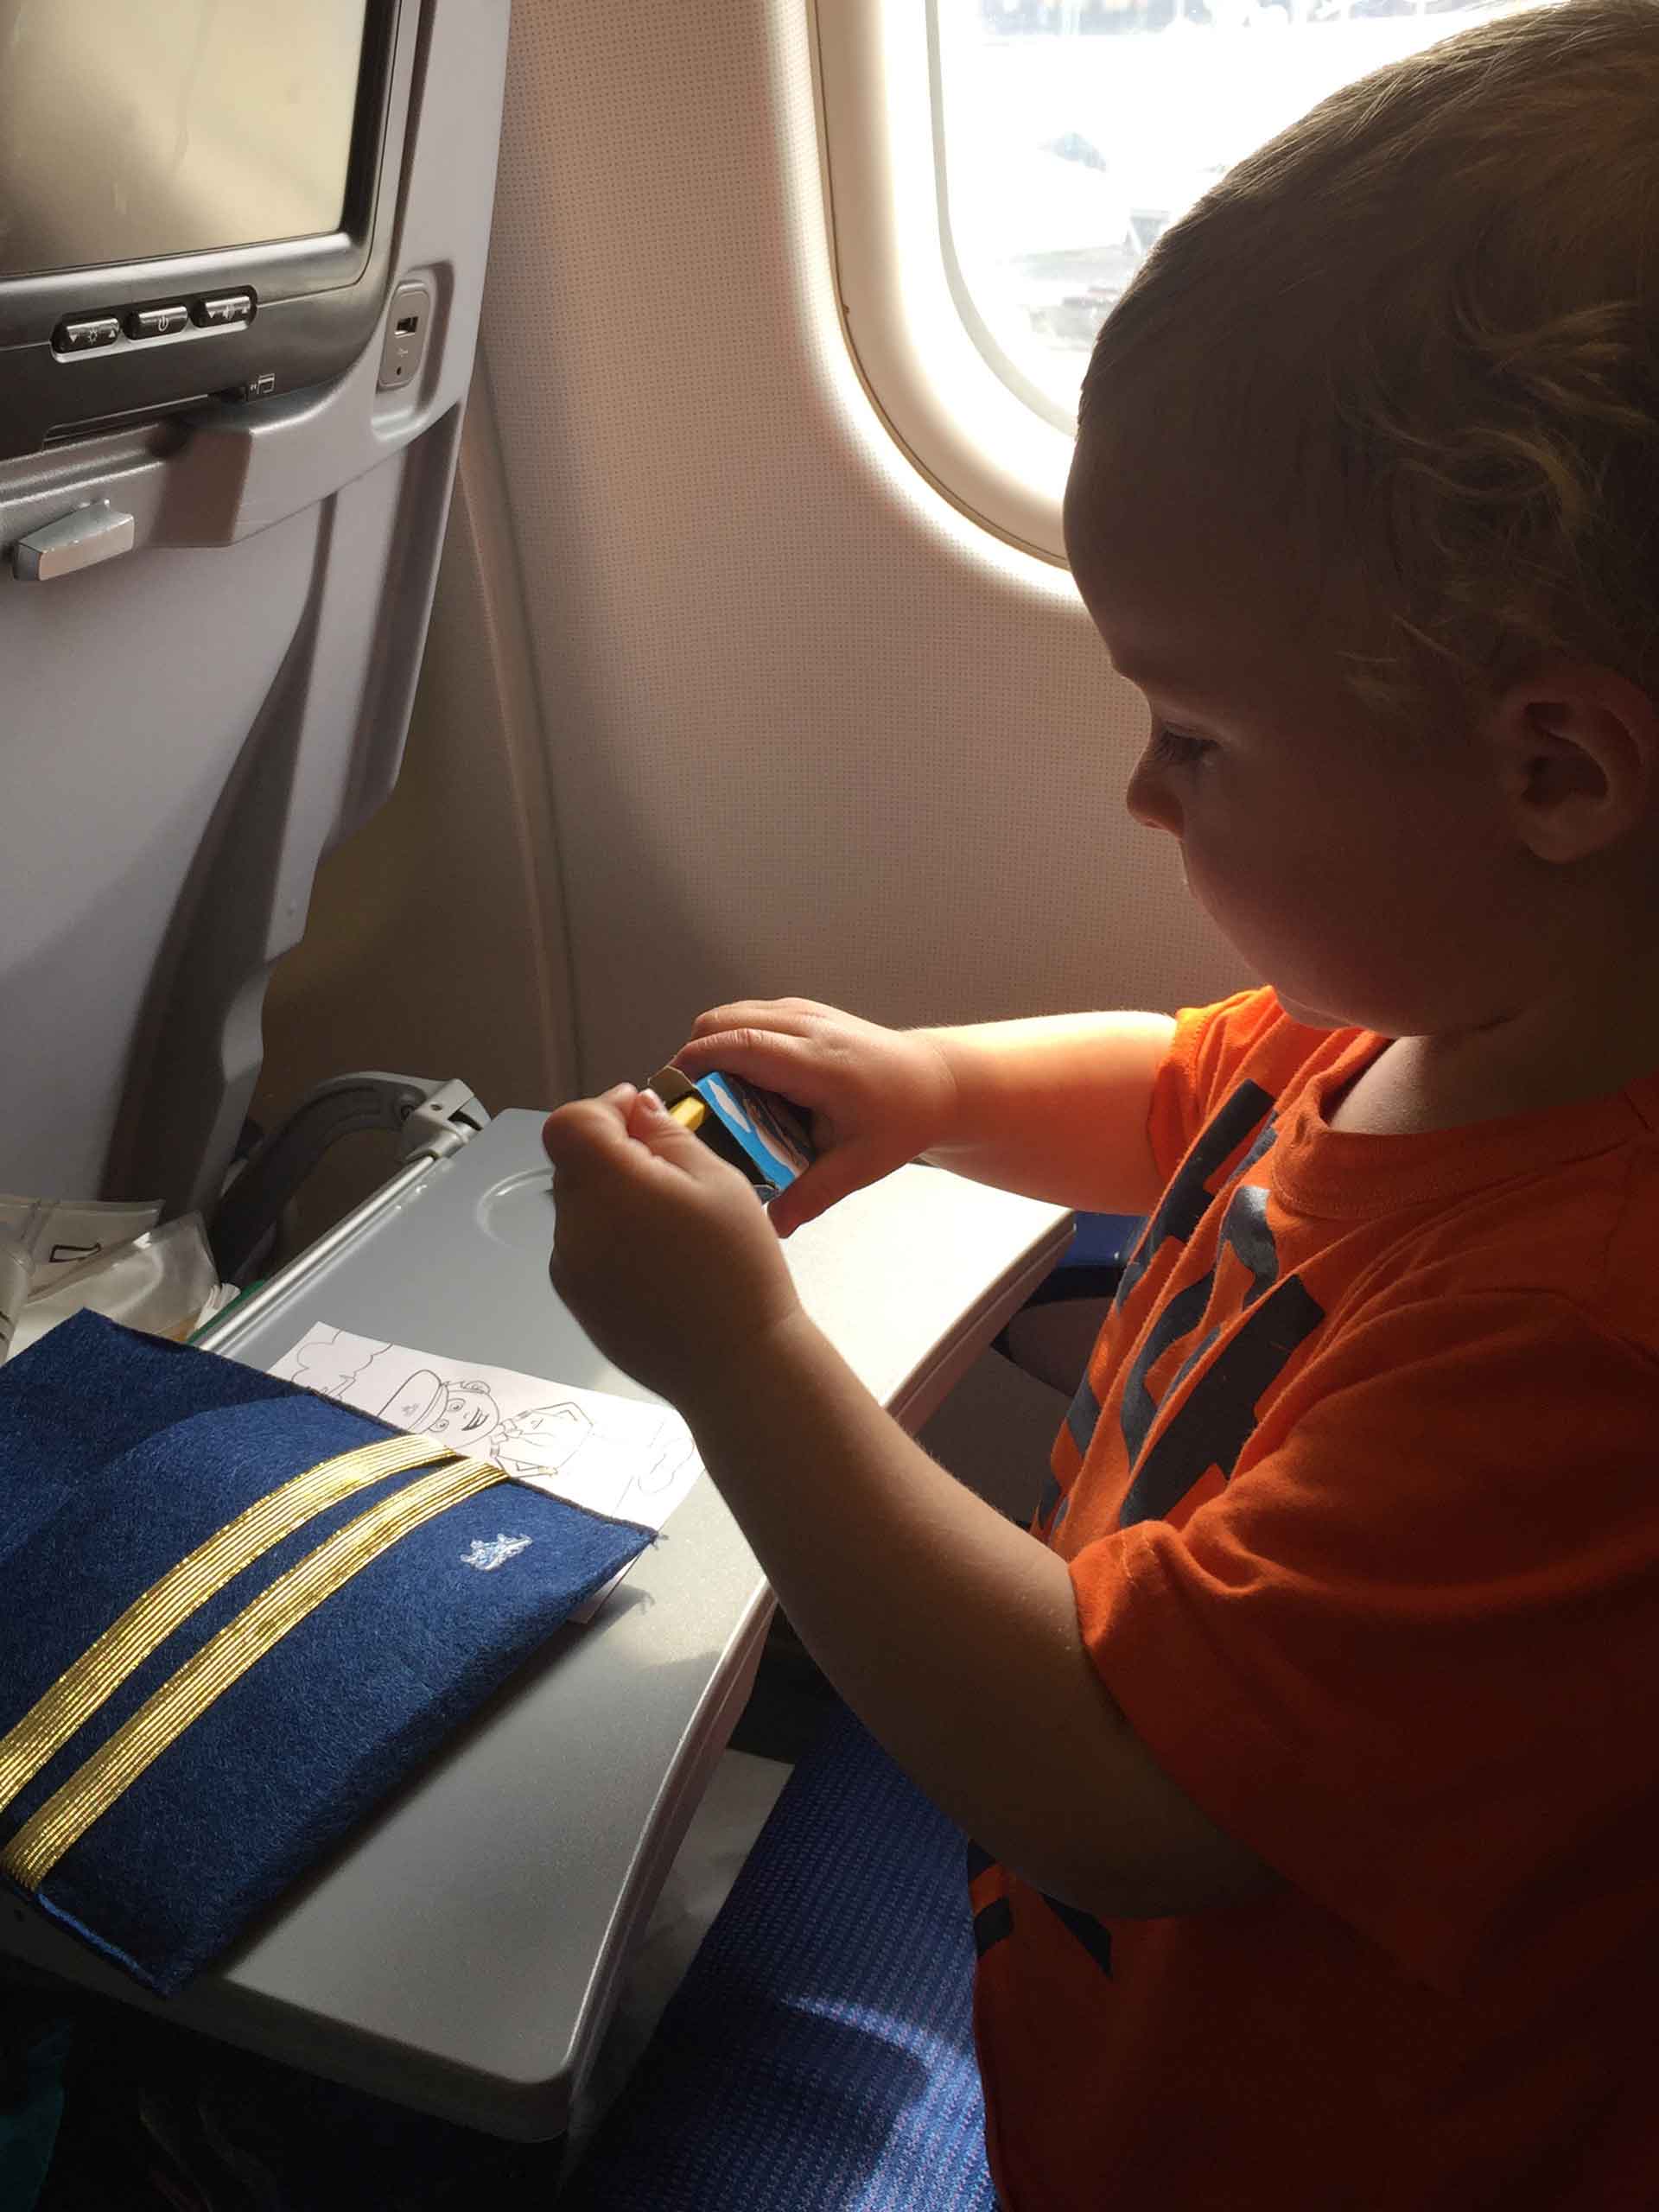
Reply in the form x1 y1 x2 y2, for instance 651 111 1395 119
994 1206 1141 1391
559 1700 997 2211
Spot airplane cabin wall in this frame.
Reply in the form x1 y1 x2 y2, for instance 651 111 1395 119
257 0 1247 1225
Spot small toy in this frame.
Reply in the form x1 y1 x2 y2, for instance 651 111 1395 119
645 1065 817 1200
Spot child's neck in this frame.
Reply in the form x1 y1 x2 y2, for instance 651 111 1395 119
1329 951 1659 1137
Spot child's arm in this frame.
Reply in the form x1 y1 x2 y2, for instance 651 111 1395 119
544 1085 1276 1922
916 1009 1174 1216
690 1304 1274 1920
672 997 1174 1231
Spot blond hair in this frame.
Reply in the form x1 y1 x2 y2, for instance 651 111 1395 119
1079 0 1659 722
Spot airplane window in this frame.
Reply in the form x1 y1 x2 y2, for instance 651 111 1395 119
934 0 1567 435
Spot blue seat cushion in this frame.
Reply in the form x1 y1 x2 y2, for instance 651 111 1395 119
1062 1211 1142 1271
0 1312 653 1995
563 1701 995 2211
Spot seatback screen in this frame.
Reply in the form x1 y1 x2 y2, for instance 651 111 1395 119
0 0 370 280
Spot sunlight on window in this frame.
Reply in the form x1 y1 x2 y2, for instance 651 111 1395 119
935 0 1562 431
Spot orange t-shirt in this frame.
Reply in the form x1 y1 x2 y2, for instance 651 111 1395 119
971 988 1659 2210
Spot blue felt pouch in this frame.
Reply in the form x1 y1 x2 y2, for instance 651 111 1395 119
0 1313 654 1996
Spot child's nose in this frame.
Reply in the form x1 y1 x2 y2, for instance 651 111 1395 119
1126 746 1185 837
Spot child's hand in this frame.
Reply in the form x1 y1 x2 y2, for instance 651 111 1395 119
542 1084 804 1416
671 998 957 1236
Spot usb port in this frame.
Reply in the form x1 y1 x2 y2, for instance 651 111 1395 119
378 281 432 392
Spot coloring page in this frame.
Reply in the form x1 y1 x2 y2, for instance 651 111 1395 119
270 1323 702 1531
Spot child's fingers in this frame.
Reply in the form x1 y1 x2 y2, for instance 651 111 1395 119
625 1087 728 1178
671 1027 833 1106
685 998 831 1043
540 1087 639 1178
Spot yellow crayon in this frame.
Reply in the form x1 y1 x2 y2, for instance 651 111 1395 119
667 1094 707 1132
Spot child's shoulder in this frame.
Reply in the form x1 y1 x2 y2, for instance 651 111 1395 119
1168 984 1359 1096
1160 988 1659 1360
1153 985 1361 1169
1385 1135 1659 1365
1301 1077 1659 1370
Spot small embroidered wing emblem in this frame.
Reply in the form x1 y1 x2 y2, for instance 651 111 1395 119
462 1533 533 1573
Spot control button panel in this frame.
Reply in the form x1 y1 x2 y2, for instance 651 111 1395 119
56 316 121 353
52 290 257 357
127 303 192 340
196 293 254 327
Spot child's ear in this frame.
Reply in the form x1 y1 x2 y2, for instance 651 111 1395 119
1485 659 1659 865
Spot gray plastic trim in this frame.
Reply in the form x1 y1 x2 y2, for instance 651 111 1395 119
13 499 135 580
0 0 512 1212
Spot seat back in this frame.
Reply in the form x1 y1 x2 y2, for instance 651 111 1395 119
0 1 510 1225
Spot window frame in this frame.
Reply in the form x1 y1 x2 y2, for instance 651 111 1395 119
809 0 1076 567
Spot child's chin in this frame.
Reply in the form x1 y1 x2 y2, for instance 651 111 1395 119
1272 988 1351 1032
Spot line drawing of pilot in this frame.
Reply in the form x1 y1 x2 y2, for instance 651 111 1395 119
374 1367 697 1525
278 1327 702 1525
385 1367 703 1524
378 1370 595 1481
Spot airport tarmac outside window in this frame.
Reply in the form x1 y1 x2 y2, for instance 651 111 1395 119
933 0 1565 436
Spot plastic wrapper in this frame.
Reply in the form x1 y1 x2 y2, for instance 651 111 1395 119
0 1230 29 1363
0 1193 162 1288
6 1216 219 1363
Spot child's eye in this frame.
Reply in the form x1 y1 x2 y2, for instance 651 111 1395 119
1148 721 1214 768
